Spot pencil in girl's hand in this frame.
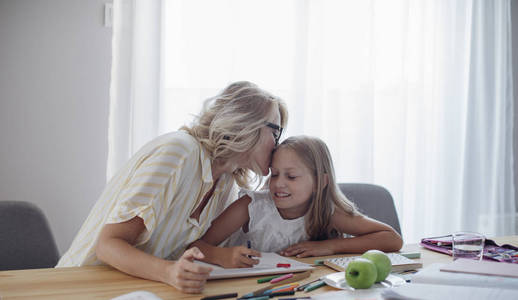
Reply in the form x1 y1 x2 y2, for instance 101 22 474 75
247 240 252 258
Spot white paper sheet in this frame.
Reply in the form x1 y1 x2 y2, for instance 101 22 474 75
195 252 314 279
311 284 518 300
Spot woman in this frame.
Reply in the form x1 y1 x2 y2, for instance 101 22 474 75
56 81 288 293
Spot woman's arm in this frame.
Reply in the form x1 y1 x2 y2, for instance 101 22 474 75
189 195 261 268
281 209 403 258
96 216 212 293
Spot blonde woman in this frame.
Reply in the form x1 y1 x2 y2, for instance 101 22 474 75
57 81 288 293
191 135 402 268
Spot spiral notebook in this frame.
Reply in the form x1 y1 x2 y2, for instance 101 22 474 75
195 252 314 279
324 252 422 273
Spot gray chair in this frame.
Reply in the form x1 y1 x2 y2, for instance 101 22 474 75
0 201 60 270
339 183 402 236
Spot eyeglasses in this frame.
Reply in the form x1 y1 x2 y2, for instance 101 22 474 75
265 122 283 146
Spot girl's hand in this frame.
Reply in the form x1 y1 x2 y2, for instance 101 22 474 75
280 240 335 258
219 246 261 268
165 247 212 293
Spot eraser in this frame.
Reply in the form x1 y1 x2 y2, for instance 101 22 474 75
400 252 421 259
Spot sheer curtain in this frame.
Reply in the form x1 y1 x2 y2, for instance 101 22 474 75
108 0 515 243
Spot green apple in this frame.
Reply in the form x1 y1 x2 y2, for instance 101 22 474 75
345 258 377 289
361 250 392 282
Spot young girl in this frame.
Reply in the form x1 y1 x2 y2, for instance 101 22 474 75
191 135 403 268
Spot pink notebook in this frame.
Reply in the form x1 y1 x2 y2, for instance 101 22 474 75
440 258 518 278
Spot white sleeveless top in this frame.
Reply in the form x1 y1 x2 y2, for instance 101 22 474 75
224 189 309 253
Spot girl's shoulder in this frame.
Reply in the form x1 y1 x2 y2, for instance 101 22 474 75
238 189 271 202
238 189 277 214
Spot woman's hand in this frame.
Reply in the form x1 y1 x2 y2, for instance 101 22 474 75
218 246 261 268
280 240 335 258
165 247 213 293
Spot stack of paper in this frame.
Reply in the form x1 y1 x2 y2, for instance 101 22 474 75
439 258 518 278
412 262 518 289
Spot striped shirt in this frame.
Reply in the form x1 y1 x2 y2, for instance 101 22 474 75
57 131 236 267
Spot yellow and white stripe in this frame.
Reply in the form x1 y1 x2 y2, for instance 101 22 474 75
57 131 236 267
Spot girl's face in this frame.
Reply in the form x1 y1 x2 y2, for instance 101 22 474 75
269 148 315 219
245 108 281 175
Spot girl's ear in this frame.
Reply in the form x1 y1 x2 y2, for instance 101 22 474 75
313 173 329 193
322 173 329 188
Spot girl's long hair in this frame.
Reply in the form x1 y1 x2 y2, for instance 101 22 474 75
276 135 359 240
182 81 288 188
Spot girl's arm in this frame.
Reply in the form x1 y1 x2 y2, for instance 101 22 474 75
189 195 261 268
96 216 212 293
281 209 403 257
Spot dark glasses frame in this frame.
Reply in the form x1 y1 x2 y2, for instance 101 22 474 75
265 122 283 146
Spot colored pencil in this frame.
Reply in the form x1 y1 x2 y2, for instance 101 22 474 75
276 263 291 268
270 285 297 293
268 291 296 297
270 273 293 283
244 296 269 300
200 292 238 300
303 280 326 292
257 274 281 283
263 282 299 294
239 271 311 299
295 278 321 291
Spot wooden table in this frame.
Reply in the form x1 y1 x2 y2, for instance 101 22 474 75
1 236 516 299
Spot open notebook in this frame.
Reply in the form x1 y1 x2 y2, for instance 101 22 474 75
195 252 314 279
324 253 422 273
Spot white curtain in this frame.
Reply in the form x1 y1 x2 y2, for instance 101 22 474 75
109 0 515 243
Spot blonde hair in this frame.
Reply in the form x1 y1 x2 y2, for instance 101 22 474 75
275 135 359 240
182 81 288 188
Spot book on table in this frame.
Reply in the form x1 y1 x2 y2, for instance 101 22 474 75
324 252 422 273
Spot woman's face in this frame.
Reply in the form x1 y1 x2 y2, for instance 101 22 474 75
246 109 281 176
269 147 315 218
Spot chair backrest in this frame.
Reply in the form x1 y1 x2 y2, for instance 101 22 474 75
338 183 402 236
0 201 60 270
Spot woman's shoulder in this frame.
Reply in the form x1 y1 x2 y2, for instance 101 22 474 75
150 131 201 157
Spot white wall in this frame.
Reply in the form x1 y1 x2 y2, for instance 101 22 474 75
0 0 111 254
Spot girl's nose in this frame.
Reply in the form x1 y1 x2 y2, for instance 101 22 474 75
274 176 286 188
